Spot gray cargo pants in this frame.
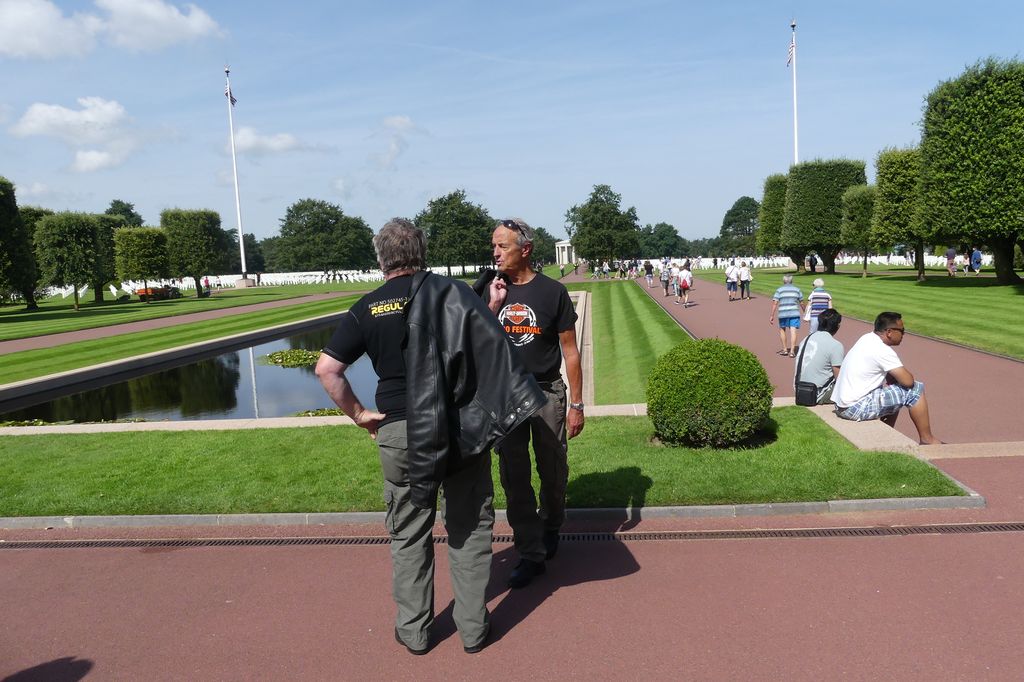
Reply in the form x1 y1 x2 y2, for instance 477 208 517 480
496 378 568 563
376 420 494 650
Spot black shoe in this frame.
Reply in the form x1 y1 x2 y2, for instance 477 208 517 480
464 622 491 654
543 530 560 560
394 627 429 655
507 559 546 589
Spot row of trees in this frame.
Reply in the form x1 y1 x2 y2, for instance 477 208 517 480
755 58 1024 284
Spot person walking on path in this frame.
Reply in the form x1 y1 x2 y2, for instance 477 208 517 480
725 260 740 301
644 260 654 288
768 274 804 357
971 246 983 276
804 278 833 335
674 263 694 307
316 219 540 655
945 246 957 277
832 311 943 445
738 261 752 300
659 262 671 297
486 218 585 589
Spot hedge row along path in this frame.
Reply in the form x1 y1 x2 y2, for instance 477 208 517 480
0 290 361 355
612 273 1024 445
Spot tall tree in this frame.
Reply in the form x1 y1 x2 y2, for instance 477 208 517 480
224 232 266 273
531 227 558 265
641 222 681 258
920 58 1024 283
414 190 493 276
782 159 867 273
274 199 375 273
719 196 759 256
565 184 640 265
840 184 877 278
91 214 124 302
17 206 55 309
114 227 168 303
105 199 144 227
161 209 222 296
34 212 97 310
757 173 787 256
873 147 927 281
0 178 41 310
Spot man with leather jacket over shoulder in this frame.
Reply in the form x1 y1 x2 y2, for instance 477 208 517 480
316 218 541 655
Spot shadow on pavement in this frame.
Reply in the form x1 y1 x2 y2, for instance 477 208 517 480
3 657 94 681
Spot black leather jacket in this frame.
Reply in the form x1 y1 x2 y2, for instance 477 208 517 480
403 271 545 509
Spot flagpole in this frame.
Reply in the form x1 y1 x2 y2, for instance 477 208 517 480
790 20 799 165
224 66 248 279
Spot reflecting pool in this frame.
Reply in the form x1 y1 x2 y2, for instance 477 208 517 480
0 325 378 423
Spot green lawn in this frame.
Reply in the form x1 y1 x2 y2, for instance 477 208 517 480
0 410 961 517
0 296 358 384
0 282 371 341
696 267 1024 359
567 281 690 404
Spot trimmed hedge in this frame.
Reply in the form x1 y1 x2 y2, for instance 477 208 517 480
781 159 867 271
647 339 773 447
756 173 787 255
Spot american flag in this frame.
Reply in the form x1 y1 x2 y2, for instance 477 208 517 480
786 36 795 67
225 84 237 106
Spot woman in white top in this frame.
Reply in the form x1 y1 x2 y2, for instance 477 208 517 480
738 261 752 300
675 264 694 307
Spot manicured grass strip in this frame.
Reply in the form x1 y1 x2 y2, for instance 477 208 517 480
0 282 372 342
0 296 358 384
0 410 961 517
567 282 690 404
695 267 1024 359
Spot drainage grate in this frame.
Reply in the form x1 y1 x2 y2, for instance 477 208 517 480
2 523 1024 550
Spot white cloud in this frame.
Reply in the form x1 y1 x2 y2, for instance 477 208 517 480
373 114 424 170
96 0 221 52
233 126 303 156
0 0 103 59
16 181 50 197
9 96 139 172
0 0 220 59
10 96 127 144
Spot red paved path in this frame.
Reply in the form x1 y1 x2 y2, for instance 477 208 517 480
624 276 1024 444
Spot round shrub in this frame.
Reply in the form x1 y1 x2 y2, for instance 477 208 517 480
646 339 773 447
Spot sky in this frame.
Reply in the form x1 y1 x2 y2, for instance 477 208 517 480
2 0 1023 243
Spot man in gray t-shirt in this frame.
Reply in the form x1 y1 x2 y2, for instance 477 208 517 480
793 309 844 404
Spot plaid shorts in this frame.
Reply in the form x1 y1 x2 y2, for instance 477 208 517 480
836 381 924 421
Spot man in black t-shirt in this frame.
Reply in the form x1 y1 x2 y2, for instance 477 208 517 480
316 218 494 655
486 218 585 588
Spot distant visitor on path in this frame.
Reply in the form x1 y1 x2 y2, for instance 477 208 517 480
486 217 585 589
738 261 752 300
769 274 805 357
945 246 957 277
725 259 740 301
793 309 844 404
971 246 982 276
832 312 943 445
316 218 543 655
644 259 654 288
674 262 693 307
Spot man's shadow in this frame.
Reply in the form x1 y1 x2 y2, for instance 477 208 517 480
433 466 652 645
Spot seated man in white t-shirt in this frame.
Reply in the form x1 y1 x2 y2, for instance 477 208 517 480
832 311 942 445
793 309 844 404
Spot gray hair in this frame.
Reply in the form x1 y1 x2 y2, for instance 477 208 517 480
373 218 427 274
496 217 534 248
783 274 794 284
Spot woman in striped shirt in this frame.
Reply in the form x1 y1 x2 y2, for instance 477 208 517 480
805 278 833 334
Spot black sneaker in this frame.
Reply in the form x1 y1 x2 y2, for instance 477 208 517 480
543 530 560 560
507 559 546 589
464 622 491 654
394 627 429 655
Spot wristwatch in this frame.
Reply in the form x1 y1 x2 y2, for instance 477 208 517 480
569 402 585 411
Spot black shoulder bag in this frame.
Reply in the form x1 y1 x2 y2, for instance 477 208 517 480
794 337 820 407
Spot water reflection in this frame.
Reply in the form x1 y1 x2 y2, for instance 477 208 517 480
1 324 378 423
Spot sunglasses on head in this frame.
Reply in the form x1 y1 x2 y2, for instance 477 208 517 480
501 219 523 232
